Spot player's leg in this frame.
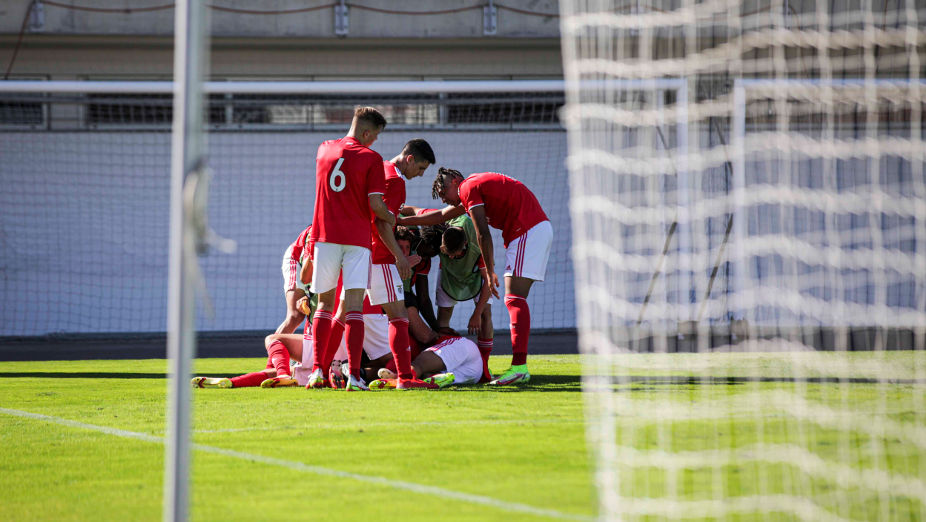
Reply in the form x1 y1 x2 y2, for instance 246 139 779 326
306 242 343 388
476 297 495 383
320 301 347 387
370 262 437 390
260 333 302 387
341 245 372 391
491 221 552 385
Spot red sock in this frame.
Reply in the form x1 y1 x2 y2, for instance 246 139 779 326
311 310 334 371
345 312 365 378
230 371 269 388
389 317 413 380
505 294 530 366
321 318 345 374
477 337 494 382
266 340 291 377
385 357 397 374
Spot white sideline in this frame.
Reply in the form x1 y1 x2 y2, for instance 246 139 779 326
0 407 591 521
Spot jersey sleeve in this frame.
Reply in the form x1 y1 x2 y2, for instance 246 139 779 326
382 176 405 217
367 157 386 196
458 180 483 212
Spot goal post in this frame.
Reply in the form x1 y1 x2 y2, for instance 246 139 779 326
561 0 926 520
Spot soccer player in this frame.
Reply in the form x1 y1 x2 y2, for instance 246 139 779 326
276 224 312 334
402 205 494 377
397 168 552 385
395 225 442 343
369 335 486 390
363 138 439 390
307 107 395 391
191 300 314 389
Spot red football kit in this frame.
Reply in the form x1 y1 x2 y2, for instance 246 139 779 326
310 137 386 249
369 161 406 264
457 172 548 247
288 225 312 262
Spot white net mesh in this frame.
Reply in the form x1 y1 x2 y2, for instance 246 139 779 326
0 85 572 337
560 0 926 520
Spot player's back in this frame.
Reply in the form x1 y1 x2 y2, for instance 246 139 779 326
460 172 548 246
311 137 385 249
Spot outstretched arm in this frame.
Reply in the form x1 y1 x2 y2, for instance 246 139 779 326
399 205 421 217
397 205 464 226
469 206 500 298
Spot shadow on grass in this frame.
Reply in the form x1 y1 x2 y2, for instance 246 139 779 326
471 374 926 393
0 371 174 379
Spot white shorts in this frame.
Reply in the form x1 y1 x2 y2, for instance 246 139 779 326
367 263 404 306
339 313 391 361
281 245 301 293
434 270 495 308
293 329 348 387
504 220 552 282
311 242 371 294
426 336 482 385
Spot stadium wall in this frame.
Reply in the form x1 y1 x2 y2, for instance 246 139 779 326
0 129 573 336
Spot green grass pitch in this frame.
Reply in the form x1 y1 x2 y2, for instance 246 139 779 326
1 352 924 521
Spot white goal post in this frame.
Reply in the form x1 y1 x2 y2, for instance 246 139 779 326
560 0 926 520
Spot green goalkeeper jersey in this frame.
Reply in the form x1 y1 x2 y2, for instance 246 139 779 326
439 214 485 301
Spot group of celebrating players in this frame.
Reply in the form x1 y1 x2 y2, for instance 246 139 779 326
192 106 551 391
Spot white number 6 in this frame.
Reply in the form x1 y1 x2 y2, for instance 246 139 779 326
329 157 346 192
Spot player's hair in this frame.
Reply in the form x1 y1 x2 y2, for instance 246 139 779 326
418 224 446 257
402 138 436 165
441 226 467 255
353 106 387 130
394 225 420 243
431 167 464 200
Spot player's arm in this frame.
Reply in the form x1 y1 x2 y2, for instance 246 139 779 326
397 205 464 226
414 276 440 331
375 218 411 280
399 205 421 217
369 194 395 227
468 205 500 298
299 255 313 286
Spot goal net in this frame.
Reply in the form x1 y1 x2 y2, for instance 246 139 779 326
560 0 926 520
0 81 571 338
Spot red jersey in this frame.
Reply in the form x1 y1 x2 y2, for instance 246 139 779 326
457 172 548 247
310 137 386 249
370 161 406 264
288 225 312 262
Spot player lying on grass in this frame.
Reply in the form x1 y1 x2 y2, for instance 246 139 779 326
191 297 326 389
369 334 489 389
398 168 552 386
193 253 320 389
401 205 495 370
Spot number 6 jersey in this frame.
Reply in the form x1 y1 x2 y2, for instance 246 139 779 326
310 137 386 249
